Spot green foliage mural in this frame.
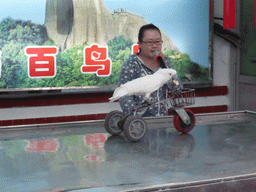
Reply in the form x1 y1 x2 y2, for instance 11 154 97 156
164 51 209 82
0 18 209 89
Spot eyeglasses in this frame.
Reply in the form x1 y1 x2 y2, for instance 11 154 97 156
141 40 163 46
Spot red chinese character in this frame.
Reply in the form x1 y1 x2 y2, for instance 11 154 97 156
84 155 104 162
84 133 107 150
26 138 59 153
81 44 112 76
25 46 58 78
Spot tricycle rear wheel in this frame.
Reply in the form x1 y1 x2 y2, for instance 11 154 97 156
104 110 124 135
123 115 147 142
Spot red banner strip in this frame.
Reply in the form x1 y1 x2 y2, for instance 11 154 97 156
223 0 236 29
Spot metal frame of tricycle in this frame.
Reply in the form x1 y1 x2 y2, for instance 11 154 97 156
104 89 197 141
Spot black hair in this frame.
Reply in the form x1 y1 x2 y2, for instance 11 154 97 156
138 24 161 42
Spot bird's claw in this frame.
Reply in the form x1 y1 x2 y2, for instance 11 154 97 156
142 97 155 105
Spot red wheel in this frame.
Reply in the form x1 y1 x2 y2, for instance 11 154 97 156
174 109 195 133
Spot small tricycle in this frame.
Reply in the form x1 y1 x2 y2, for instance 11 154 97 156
104 89 196 142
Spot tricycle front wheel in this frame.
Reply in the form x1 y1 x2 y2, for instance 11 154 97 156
173 109 195 133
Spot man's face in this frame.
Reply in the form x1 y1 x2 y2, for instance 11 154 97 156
138 29 162 58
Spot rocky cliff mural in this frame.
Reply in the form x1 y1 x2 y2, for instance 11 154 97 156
44 0 179 52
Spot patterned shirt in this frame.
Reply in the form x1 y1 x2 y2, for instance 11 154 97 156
118 54 183 117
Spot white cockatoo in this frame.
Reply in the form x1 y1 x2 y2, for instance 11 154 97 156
109 68 177 102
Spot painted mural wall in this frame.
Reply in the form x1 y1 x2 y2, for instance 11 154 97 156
0 0 210 90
